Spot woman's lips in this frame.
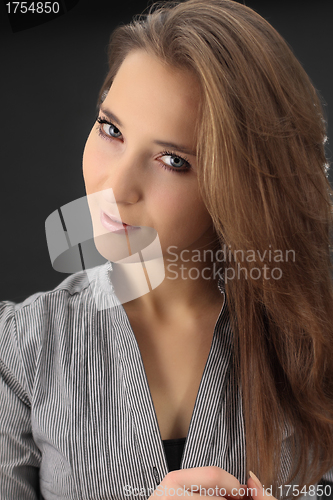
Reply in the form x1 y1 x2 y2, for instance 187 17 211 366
100 211 140 233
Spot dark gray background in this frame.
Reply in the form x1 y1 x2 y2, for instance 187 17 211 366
0 0 332 302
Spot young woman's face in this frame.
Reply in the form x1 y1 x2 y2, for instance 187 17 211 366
83 50 216 258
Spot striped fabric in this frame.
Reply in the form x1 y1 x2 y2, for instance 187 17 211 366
0 262 332 499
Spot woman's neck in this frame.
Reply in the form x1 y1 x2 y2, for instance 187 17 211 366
111 256 223 321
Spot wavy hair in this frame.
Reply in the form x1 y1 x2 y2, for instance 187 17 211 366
98 0 333 492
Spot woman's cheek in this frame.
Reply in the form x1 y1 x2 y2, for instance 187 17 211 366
83 142 110 192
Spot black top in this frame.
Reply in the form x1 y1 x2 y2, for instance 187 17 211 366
162 437 186 471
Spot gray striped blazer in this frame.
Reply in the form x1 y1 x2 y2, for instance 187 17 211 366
0 262 332 499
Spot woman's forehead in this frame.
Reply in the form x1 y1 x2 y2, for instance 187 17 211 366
104 50 201 144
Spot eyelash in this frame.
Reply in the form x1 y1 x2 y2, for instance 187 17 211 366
96 116 192 174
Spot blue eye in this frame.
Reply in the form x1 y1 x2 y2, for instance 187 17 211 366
105 123 122 138
96 117 122 139
165 155 186 169
159 151 191 174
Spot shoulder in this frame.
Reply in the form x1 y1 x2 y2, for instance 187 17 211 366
15 265 93 311
1 261 117 331
0 262 114 396
5 261 112 318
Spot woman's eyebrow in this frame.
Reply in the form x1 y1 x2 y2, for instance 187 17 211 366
99 106 123 127
99 106 196 157
153 140 196 157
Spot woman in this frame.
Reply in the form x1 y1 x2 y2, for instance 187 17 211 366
1 0 333 498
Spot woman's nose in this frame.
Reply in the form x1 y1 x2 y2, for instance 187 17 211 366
105 152 143 205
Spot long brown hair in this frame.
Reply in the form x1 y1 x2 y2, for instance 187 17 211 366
98 0 333 491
